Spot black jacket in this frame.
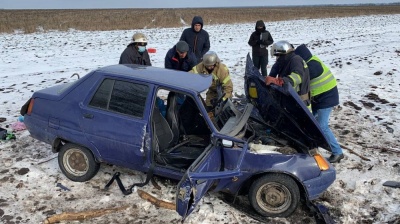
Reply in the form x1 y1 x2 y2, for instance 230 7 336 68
295 44 339 110
165 46 198 72
119 43 152 66
180 16 210 62
269 52 310 100
248 20 274 57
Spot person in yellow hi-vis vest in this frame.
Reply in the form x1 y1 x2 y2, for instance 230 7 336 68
189 51 233 110
295 44 344 163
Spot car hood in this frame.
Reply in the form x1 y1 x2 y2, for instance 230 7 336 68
244 54 331 152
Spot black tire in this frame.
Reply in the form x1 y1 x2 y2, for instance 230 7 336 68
248 173 300 217
58 143 100 182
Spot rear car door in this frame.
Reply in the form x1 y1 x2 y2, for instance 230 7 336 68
80 76 152 167
176 136 246 221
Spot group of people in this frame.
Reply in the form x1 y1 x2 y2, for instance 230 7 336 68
118 16 344 164
265 41 343 163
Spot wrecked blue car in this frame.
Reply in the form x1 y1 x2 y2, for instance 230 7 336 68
21 54 335 220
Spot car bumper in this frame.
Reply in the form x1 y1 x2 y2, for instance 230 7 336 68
303 168 336 200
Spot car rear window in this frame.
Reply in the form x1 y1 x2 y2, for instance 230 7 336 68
89 78 149 118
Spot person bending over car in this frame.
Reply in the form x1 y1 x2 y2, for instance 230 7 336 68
189 51 233 110
266 40 311 110
165 41 197 72
119 32 152 66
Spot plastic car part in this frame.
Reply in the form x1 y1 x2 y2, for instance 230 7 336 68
383 181 400 188
219 102 253 137
248 173 300 217
58 143 100 182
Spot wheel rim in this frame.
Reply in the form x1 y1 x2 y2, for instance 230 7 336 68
256 182 292 214
63 148 89 176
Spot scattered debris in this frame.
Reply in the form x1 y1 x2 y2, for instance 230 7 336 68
340 144 370 161
383 181 400 189
44 205 129 224
137 189 175 210
36 156 58 165
70 73 80 79
151 178 161 190
56 183 71 191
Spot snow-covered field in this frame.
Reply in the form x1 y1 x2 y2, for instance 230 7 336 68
1 14 399 223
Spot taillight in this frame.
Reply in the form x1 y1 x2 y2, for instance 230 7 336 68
27 99 34 115
314 154 330 171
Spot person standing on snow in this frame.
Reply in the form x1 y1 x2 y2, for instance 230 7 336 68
295 44 344 163
266 40 311 110
119 32 152 66
165 41 197 72
189 51 233 110
248 20 274 77
180 16 210 63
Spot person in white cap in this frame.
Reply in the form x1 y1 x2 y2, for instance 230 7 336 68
119 32 152 65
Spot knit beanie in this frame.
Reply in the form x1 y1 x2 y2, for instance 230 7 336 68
176 41 189 52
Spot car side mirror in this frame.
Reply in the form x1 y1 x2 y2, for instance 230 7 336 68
222 139 233 148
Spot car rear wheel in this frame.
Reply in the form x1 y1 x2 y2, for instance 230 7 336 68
58 143 100 182
249 173 300 217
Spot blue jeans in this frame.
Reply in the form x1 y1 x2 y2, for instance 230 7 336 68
313 107 343 155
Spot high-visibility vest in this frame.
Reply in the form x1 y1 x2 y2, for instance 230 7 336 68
307 56 337 97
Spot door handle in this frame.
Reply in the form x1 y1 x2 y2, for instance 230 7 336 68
83 113 94 119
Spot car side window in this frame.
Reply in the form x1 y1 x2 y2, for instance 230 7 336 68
89 78 149 118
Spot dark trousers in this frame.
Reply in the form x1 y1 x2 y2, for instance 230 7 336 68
252 55 268 77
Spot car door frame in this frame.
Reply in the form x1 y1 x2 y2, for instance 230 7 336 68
176 133 247 221
80 73 154 170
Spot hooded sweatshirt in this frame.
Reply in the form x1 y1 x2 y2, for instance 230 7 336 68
248 20 274 57
179 16 211 62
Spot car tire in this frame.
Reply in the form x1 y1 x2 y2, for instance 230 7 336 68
248 173 300 217
58 143 100 182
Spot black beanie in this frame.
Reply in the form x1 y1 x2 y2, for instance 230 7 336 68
176 41 189 52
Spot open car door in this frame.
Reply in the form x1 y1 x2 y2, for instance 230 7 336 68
176 139 244 221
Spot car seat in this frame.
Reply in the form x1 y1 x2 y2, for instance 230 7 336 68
166 92 180 146
153 101 204 169
152 104 173 153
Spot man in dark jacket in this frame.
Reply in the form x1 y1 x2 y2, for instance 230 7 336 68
165 41 197 72
119 32 152 65
248 20 274 77
295 44 344 163
180 16 210 62
267 40 311 109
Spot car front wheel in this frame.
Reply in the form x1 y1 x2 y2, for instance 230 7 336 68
58 143 100 182
249 173 300 217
